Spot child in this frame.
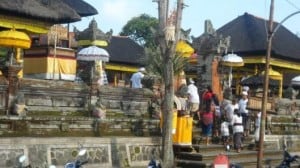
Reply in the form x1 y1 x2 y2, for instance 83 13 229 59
220 117 230 150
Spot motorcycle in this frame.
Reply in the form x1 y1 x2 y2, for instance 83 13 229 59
18 155 31 168
276 146 299 168
18 154 57 168
64 149 88 168
147 159 161 168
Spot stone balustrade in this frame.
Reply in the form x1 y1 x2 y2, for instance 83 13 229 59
0 137 161 168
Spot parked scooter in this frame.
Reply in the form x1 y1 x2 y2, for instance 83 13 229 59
276 146 299 168
64 149 88 168
18 154 57 168
147 159 161 168
18 155 31 168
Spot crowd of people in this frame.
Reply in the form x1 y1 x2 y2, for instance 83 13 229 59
175 78 262 153
128 67 262 153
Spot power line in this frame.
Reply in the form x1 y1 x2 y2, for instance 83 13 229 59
285 0 300 10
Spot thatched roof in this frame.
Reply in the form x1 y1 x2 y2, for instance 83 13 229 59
0 0 82 23
62 0 98 17
104 36 145 65
217 13 300 62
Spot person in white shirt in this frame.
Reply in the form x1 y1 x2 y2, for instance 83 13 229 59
238 91 249 137
221 117 230 149
224 99 238 122
231 109 244 153
187 78 200 118
224 98 239 134
254 111 261 149
130 67 146 88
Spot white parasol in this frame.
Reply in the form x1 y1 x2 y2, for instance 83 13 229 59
221 53 244 87
222 53 244 67
77 46 110 111
291 75 300 86
77 45 110 62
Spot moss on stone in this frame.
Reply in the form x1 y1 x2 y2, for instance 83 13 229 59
27 111 86 117
134 147 140 153
72 150 78 157
271 116 294 122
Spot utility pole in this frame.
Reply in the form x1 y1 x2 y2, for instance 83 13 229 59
155 0 184 167
257 0 274 167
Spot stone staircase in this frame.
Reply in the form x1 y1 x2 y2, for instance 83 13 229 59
173 120 284 168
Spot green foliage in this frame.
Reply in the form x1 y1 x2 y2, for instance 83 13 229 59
120 14 158 48
143 47 189 80
0 47 8 66
0 47 7 57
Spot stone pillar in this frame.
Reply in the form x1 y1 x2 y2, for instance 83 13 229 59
1 65 22 115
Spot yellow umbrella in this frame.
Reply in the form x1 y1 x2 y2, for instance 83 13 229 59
0 29 31 49
261 67 282 80
176 40 194 58
261 67 283 97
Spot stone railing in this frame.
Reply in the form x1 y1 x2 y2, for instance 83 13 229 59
0 137 161 168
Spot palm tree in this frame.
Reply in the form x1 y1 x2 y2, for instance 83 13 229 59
144 46 189 79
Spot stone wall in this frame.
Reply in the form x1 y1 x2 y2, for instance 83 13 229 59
97 86 153 118
0 78 154 117
274 98 300 115
264 135 300 153
0 116 161 137
0 137 161 168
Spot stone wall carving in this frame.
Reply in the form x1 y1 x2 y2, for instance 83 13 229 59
0 137 161 168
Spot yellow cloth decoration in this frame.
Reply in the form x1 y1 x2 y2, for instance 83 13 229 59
78 40 108 47
105 63 138 72
23 57 76 80
0 15 50 34
176 40 194 58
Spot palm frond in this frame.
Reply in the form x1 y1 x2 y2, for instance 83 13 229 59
143 47 189 80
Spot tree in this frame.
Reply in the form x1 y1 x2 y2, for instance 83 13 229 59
154 0 184 167
120 14 158 48
144 47 188 78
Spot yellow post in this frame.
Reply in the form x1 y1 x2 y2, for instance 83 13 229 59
16 48 23 78
114 74 117 86
279 77 283 98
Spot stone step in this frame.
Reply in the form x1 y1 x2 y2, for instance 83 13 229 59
202 150 282 162
174 140 261 159
176 156 282 168
176 150 282 168
191 135 255 147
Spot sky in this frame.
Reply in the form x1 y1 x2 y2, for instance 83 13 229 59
71 0 300 37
